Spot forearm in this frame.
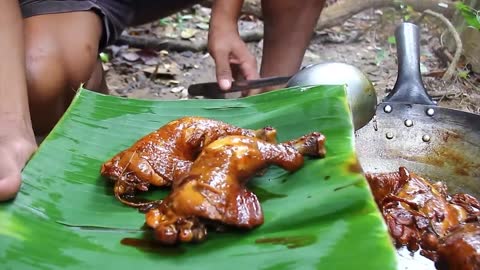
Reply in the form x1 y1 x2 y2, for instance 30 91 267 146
260 0 326 77
0 1 30 126
209 0 260 89
210 0 244 28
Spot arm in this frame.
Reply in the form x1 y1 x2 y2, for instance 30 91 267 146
0 0 31 126
208 0 259 90
0 0 37 201
208 0 326 96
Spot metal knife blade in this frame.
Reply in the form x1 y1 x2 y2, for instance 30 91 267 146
188 76 292 98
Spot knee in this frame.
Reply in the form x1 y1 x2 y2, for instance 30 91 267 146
25 47 67 105
25 42 98 105
63 39 100 89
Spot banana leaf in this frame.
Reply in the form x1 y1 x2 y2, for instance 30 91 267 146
0 85 397 269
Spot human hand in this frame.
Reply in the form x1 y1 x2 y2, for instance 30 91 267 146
0 129 37 201
207 23 259 93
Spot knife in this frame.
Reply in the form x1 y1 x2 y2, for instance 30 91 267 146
187 76 292 98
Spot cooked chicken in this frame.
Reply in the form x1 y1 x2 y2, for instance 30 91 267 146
366 167 469 251
365 167 480 269
145 132 327 245
100 117 277 207
436 223 480 270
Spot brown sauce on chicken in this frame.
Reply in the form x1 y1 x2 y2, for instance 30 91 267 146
144 132 326 245
365 167 480 270
100 116 278 207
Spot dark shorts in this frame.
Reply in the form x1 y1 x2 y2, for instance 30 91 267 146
19 0 137 50
19 0 198 51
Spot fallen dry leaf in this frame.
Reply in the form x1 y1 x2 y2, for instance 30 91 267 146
142 62 180 79
162 25 178 39
180 28 198 39
167 80 180 86
121 52 140 62
195 22 209 30
170 86 185 93
137 49 159 65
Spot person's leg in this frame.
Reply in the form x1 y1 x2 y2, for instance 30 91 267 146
0 7 105 201
259 0 326 78
24 11 104 134
15 0 205 135
80 0 202 100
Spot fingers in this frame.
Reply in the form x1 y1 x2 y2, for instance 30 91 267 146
0 173 21 201
0 143 27 201
236 47 258 81
211 39 259 92
212 49 233 91
231 43 258 97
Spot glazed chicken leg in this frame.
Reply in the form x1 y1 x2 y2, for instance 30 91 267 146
100 117 277 207
145 132 327 245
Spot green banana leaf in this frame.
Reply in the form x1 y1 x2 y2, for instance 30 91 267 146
0 85 397 270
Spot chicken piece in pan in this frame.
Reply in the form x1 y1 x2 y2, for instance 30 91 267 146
145 132 327 245
365 167 480 269
100 117 277 207
435 222 480 270
366 167 469 251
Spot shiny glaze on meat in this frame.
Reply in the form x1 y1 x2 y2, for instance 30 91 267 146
145 132 326 245
366 168 470 250
100 117 277 207
366 167 480 269
436 223 480 270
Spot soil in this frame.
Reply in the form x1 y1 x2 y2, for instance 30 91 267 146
102 4 480 114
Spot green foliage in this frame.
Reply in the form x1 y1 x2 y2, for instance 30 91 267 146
403 5 415 21
158 17 173 26
393 0 416 21
457 69 470 79
0 86 397 270
99 52 110 63
387 36 397 45
375 48 387 66
455 1 480 30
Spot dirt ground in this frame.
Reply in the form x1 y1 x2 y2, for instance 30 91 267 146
102 4 480 114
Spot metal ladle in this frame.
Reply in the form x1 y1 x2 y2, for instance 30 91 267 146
188 62 377 130
286 62 377 130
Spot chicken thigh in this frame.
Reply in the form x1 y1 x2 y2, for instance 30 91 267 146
101 117 277 207
145 132 327 245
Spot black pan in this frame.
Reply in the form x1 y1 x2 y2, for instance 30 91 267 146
354 22 480 269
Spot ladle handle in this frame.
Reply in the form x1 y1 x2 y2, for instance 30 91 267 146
384 22 435 105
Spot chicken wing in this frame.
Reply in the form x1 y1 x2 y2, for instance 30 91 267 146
145 132 327 245
100 117 277 207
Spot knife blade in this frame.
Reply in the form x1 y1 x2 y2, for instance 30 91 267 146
188 76 292 98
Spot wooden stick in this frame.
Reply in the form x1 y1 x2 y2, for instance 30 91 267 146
420 9 463 81
316 0 455 30
203 0 455 30
115 29 264 52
